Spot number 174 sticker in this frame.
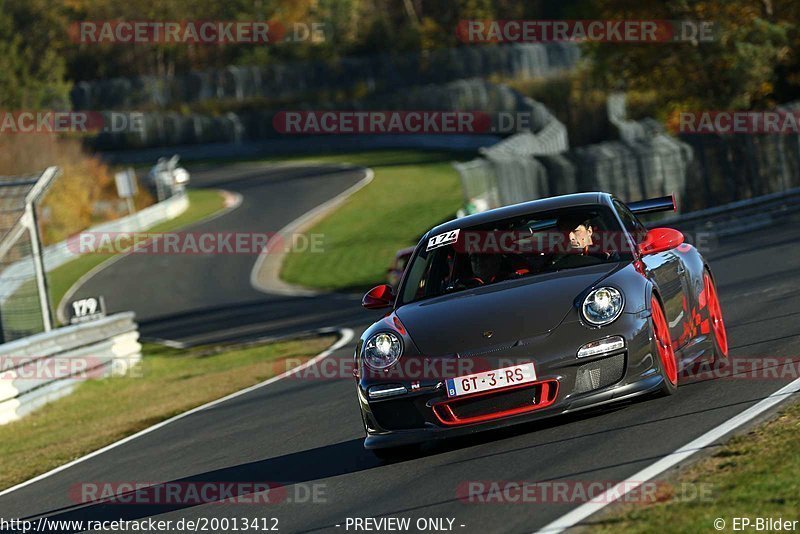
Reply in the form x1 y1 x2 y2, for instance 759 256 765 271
427 229 460 251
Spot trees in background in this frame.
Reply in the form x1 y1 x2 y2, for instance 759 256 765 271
2 0 590 83
3 0 799 240
0 3 70 109
1 0 800 115
587 0 793 116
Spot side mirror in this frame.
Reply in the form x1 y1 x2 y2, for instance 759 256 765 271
638 227 684 256
362 284 395 310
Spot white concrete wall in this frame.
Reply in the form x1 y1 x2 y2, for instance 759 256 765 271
0 312 141 424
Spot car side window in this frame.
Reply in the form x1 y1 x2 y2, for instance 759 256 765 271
614 200 647 244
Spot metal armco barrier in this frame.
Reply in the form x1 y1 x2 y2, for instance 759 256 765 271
0 312 141 425
656 186 800 237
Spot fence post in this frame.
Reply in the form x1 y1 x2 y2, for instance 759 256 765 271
24 200 52 331
23 166 61 332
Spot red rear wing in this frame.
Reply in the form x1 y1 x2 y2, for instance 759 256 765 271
627 194 677 215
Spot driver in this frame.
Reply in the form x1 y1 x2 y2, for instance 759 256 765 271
559 215 595 253
469 252 503 283
551 215 604 268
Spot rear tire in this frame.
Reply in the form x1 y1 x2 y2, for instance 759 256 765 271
651 295 678 397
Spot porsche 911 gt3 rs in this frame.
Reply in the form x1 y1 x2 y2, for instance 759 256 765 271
354 193 728 456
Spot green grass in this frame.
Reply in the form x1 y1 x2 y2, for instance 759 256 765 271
0 291 44 337
278 150 472 291
590 400 800 532
0 335 335 490
1 188 227 333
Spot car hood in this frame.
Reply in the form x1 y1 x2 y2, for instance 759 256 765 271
395 263 620 357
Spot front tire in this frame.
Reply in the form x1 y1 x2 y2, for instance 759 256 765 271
703 270 728 362
651 295 678 396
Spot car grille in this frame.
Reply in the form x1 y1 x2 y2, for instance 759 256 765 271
574 353 625 394
433 380 559 426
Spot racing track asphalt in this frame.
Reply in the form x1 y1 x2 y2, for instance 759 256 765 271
1 163 799 533
67 162 374 346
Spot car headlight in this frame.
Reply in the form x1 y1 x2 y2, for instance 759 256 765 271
581 287 624 326
363 332 403 369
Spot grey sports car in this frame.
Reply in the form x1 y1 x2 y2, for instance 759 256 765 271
354 193 728 457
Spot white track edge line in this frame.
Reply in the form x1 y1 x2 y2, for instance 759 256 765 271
249 167 374 296
0 327 354 499
535 376 800 533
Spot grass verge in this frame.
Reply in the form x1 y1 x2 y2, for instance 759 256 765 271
278 150 472 291
0 334 336 491
590 399 800 532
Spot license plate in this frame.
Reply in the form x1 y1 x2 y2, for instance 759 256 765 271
446 363 537 398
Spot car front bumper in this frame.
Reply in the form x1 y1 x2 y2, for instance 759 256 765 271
358 311 666 449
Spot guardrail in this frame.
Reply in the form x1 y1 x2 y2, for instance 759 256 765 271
0 312 141 425
654 186 800 237
660 186 800 225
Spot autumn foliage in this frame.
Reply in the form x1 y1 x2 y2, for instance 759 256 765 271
0 135 152 245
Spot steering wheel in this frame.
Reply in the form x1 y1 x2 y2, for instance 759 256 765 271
461 277 485 288
445 277 485 292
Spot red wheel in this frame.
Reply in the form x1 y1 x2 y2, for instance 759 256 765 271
652 296 678 391
704 271 728 359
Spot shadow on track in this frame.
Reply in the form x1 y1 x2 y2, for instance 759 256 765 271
14 388 799 534
12 439 376 534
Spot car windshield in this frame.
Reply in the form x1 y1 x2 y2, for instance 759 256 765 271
399 204 633 305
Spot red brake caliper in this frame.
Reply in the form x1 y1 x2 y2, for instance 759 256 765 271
704 273 729 357
651 296 677 385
